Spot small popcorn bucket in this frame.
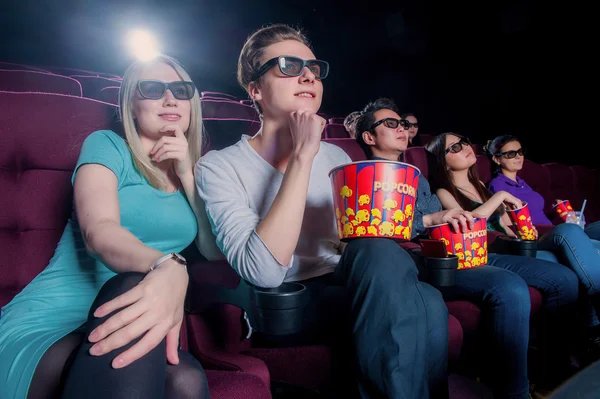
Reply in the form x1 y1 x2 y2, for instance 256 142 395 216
426 218 488 270
329 160 421 241
506 202 537 241
553 200 574 222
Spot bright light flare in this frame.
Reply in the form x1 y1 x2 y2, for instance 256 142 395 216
127 30 160 61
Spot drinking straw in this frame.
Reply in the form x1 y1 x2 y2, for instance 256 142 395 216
580 199 587 219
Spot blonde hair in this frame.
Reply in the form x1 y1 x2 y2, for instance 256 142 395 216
118 54 203 190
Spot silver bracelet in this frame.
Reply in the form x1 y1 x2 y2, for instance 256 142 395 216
150 253 187 271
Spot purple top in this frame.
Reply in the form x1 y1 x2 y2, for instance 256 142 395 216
488 173 553 225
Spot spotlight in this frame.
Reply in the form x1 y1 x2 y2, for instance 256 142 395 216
127 30 159 61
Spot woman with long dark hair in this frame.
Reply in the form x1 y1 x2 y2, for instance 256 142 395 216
426 132 584 389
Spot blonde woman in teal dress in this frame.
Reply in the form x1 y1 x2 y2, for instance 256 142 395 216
0 55 222 398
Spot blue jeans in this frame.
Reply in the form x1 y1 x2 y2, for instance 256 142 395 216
337 238 449 399
284 238 449 399
535 223 600 327
450 254 579 399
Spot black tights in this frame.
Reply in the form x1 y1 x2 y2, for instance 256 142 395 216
28 272 210 399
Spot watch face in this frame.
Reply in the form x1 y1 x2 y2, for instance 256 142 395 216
172 253 187 265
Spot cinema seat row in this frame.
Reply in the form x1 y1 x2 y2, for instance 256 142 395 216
1 65 598 398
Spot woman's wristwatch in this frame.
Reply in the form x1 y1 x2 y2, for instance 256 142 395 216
150 253 187 271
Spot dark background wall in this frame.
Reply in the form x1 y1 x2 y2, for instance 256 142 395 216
0 0 594 167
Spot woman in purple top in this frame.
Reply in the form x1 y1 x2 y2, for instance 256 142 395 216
487 135 600 362
487 135 600 239
486 134 600 241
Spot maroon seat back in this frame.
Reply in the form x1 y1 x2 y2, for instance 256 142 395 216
571 166 600 222
201 99 259 121
471 143 483 155
321 138 366 162
44 67 121 79
327 117 345 125
322 124 349 139
414 133 434 146
201 91 238 101
403 146 430 180
476 155 492 184
72 75 121 100
518 159 552 215
201 99 261 152
100 86 120 105
0 92 117 307
0 70 83 96
543 163 578 207
0 62 51 73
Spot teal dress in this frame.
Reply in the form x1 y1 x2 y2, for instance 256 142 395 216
0 130 198 399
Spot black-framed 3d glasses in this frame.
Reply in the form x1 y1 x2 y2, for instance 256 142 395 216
137 80 196 100
445 137 472 154
370 118 410 131
252 56 330 81
497 148 525 159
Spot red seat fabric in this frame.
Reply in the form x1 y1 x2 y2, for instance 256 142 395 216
543 163 577 207
206 370 271 399
201 99 261 151
403 146 430 179
44 66 121 79
100 86 119 105
0 92 116 307
518 160 553 216
322 123 349 139
322 138 367 162
202 99 260 122
328 117 345 124
71 75 121 100
448 314 464 363
201 91 238 100
0 70 83 96
571 166 600 222
0 62 51 73
414 133 434 146
476 155 492 184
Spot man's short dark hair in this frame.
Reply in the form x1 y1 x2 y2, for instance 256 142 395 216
355 98 400 158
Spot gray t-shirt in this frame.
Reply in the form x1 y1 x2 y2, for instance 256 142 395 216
195 135 352 288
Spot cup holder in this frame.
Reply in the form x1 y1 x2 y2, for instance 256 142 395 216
424 256 458 288
252 282 309 335
496 236 538 258
253 282 308 310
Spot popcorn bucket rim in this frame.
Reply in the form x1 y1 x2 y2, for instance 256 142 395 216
552 199 570 209
328 160 422 178
425 217 487 229
506 202 529 213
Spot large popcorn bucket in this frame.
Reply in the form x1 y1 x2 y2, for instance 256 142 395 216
329 161 421 241
553 200 574 222
426 218 488 270
506 202 537 241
